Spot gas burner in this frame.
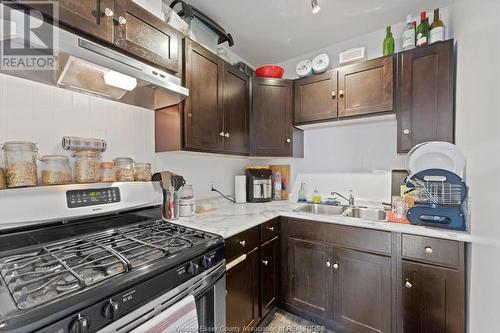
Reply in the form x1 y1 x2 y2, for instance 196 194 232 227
0 220 215 310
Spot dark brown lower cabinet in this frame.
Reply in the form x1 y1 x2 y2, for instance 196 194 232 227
287 237 331 318
261 237 279 319
226 248 260 332
402 261 464 333
333 248 392 333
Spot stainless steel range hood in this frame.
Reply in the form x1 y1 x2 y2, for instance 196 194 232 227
0 5 188 109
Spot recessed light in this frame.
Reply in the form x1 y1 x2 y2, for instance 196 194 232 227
311 0 321 14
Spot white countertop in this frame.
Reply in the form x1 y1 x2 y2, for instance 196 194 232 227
173 200 472 242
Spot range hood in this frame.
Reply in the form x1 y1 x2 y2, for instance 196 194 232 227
0 5 188 109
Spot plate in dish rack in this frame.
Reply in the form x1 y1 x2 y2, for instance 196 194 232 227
408 141 466 177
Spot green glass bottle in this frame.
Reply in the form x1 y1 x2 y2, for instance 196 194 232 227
383 26 395 56
416 11 430 47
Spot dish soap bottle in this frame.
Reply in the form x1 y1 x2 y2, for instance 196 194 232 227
311 188 321 204
383 26 395 56
298 182 307 202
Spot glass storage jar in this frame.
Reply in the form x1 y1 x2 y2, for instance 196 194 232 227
2 141 38 188
100 162 116 182
114 157 134 182
73 150 101 183
0 153 5 190
134 163 152 181
40 155 71 185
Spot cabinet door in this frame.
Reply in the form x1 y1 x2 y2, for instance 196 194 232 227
223 65 249 154
337 56 394 118
183 39 224 152
251 78 293 156
29 0 115 43
226 248 261 332
287 237 331 318
294 70 338 124
397 40 454 153
402 261 464 333
261 237 279 319
332 248 392 333
113 0 181 73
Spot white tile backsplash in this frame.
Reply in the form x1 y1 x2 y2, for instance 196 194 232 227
0 73 155 165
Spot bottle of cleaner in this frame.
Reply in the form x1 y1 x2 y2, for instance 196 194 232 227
298 182 307 202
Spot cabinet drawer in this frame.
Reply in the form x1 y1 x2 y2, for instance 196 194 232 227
402 234 461 268
286 218 392 255
261 218 280 242
226 226 260 262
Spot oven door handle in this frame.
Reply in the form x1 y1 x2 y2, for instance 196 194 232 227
226 254 246 271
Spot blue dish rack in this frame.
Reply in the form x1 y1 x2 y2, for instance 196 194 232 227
405 169 468 231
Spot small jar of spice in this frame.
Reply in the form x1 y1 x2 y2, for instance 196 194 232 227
114 157 134 182
134 163 152 181
100 162 116 182
74 150 101 183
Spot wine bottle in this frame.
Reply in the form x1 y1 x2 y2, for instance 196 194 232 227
383 26 395 56
402 15 416 50
416 11 429 47
430 8 445 44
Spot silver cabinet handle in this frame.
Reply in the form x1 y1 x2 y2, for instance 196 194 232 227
286 138 291 143
117 16 127 25
339 90 344 98
225 133 230 138
219 131 225 137
326 259 331 267
425 246 433 254
239 240 246 247
267 226 274 231
226 254 246 271
405 279 413 288
262 260 269 266
104 8 114 17
333 263 339 270
403 129 410 135
331 91 336 100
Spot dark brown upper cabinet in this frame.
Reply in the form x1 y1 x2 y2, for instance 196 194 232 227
251 78 303 157
113 0 181 74
402 260 464 333
183 39 225 152
397 39 455 153
337 56 394 118
332 248 392 333
294 70 338 124
181 39 249 155
223 65 250 154
28 0 115 43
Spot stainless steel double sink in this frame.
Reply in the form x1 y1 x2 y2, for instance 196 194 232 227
294 204 387 222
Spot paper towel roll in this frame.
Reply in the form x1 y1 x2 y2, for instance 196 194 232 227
235 176 247 203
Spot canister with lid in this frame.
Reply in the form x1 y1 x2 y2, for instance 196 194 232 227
2 141 38 188
134 163 152 181
114 157 135 182
100 162 116 182
74 150 101 183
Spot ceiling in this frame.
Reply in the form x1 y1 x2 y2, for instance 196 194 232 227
177 0 452 66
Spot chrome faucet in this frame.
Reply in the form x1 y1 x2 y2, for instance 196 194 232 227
331 190 355 206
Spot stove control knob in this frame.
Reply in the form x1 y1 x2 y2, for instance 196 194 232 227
69 314 90 333
201 255 213 269
187 262 200 276
103 300 120 321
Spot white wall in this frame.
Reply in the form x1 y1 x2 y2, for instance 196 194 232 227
155 152 252 199
449 1 500 332
0 73 155 165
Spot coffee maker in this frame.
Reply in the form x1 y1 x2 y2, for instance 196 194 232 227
246 167 272 203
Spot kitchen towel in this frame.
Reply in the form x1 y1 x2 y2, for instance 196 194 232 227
235 175 246 203
130 295 198 333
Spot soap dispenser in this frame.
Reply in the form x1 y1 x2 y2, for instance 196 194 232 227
298 182 307 202
311 188 321 204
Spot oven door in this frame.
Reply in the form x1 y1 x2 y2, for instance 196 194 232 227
99 262 226 333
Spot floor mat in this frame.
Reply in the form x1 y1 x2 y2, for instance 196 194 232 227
261 309 335 333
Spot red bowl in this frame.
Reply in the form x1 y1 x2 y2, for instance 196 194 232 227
255 65 284 78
